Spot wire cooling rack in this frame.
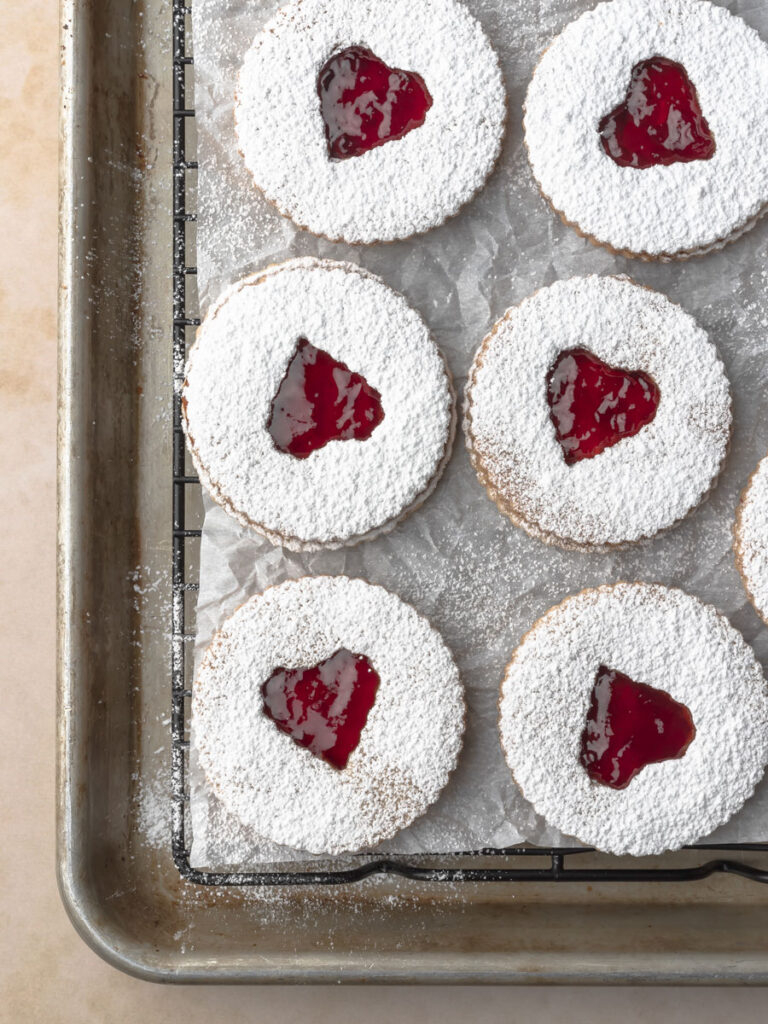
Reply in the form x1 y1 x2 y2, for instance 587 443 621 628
170 0 768 885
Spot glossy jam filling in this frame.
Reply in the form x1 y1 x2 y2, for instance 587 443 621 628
580 666 696 789
599 56 715 169
318 45 433 160
267 338 384 459
262 649 380 769
546 347 660 465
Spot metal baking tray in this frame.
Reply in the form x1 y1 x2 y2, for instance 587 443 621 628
58 0 768 983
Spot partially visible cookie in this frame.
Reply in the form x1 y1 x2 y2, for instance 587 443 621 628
464 276 731 550
735 452 768 625
193 576 465 855
499 582 768 856
235 0 506 243
183 258 455 551
524 0 768 260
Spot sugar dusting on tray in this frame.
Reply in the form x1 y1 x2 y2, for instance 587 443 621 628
188 0 768 870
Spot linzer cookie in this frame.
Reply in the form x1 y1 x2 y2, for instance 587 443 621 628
182 258 455 550
193 576 465 855
735 452 768 625
524 0 768 259
463 276 731 550
234 0 506 243
499 583 768 855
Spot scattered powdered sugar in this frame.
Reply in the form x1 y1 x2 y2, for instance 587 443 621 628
183 258 454 549
500 582 768 855
234 0 506 242
465 276 732 548
736 451 768 623
524 0 768 257
137 772 172 850
193 576 464 854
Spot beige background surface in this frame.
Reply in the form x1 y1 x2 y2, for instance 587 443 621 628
2 0 768 1019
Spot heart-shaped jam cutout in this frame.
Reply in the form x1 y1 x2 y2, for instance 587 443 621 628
546 347 660 465
267 338 384 459
262 649 380 769
599 56 715 169
580 666 696 789
318 45 433 160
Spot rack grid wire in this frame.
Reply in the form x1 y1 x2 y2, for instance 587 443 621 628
170 0 768 886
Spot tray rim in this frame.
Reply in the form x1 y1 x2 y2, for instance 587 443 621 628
56 0 768 984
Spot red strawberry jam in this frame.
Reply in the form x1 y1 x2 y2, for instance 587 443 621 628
580 666 696 789
262 649 380 770
546 347 660 465
599 56 715 169
268 338 384 459
318 45 433 160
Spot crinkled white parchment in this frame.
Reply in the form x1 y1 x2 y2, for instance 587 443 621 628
189 0 768 869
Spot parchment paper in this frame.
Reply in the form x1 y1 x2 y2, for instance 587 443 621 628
189 0 768 869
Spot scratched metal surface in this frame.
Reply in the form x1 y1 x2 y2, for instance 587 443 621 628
57 0 768 982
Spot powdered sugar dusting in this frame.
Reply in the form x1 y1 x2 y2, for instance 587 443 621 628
465 276 732 548
736 452 768 623
524 0 768 257
189 0 768 867
500 583 768 855
193 576 464 854
183 258 454 548
235 0 506 242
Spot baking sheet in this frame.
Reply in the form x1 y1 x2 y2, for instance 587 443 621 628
189 0 768 869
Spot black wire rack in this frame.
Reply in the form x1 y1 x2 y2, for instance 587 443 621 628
170 0 768 886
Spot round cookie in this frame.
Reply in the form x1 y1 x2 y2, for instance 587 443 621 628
524 0 768 260
499 582 768 856
235 0 506 243
183 258 455 551
463 276 731 550
193 576 465 855
735 451 768 625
